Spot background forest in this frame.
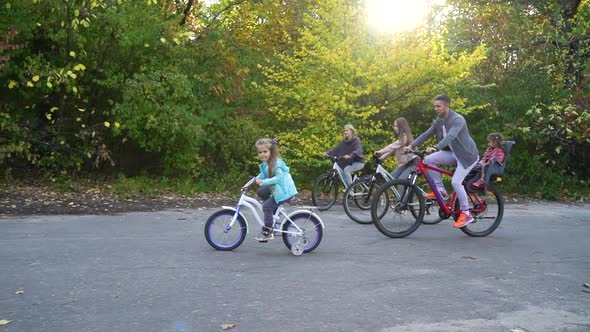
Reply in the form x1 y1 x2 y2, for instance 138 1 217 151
1 0 589 200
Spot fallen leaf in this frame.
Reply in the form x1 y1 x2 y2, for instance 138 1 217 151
0 320 11 326
221 323 236 330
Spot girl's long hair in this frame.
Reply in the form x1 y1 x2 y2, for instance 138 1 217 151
255 138 280 178
395 117 413 146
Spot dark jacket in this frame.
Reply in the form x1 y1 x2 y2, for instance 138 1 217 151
327 136 365 169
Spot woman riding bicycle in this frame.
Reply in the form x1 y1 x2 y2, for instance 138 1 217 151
324 124 365 187
374 117 418 180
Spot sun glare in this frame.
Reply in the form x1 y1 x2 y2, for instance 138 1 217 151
365 0 445 33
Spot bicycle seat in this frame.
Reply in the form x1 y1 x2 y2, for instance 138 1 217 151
466 140 515 193
485 140 515 182
282 196 297 206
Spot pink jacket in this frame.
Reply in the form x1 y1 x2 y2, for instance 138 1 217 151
479 147 505 165
376 134 417 166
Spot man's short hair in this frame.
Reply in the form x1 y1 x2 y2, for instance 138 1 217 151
434 94 451 105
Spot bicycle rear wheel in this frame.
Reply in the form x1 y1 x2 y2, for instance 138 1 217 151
343 177 381 224
204 209 247 250
455 185 504 237
282 212 323 253
311 173 338 211
371 179 424 238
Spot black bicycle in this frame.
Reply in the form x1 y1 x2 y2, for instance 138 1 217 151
342 155 393 224
311 155 362 211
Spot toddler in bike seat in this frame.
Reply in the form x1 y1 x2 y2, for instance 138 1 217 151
254 138 298 242
472 133 506 189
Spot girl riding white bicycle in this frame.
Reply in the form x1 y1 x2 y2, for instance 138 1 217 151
254 138 298 242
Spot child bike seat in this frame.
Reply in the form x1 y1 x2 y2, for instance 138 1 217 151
485 140 515 182
466 140 515 193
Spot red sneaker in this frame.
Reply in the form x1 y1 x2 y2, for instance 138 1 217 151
454 212 474 228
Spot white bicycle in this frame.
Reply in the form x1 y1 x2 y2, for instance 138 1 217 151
204 177 325 255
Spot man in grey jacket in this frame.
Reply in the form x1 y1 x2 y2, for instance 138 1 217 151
408 94 479 228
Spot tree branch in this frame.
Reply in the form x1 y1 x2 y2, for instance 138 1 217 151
180 0 195 26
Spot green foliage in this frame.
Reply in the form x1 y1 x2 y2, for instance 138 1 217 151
111 69 205 176
1 0 588 201
438 0 590 198
111 173 232 199
256 0 485 172
502 151 589 201
110 175 163 199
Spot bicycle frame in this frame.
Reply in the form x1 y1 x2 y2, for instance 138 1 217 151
333 162 347 187
324 155 360 189
223 178 325 234
373 163 395 182
409 156 484 217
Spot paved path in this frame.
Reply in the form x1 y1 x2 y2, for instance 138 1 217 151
1 202 589 332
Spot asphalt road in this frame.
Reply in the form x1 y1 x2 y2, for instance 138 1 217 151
1 201 589 332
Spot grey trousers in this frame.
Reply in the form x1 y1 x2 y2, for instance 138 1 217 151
343 162 365 186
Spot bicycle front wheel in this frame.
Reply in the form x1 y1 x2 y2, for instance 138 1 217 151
455 185 504 237
416 183 444 225
343 177 380 224
204 209 247 250
311 173 338 211
371 179 424 238
282 212 323 253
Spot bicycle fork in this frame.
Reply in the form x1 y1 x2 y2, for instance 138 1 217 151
399 173 418 206
225 205 242 232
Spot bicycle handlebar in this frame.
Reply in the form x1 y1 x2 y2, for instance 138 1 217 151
324 154 344 162
241 177 257 192
403 149 428 159
371 153 383 164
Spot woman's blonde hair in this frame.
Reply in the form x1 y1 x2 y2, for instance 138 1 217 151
343 124 357 136
255 138 280 177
